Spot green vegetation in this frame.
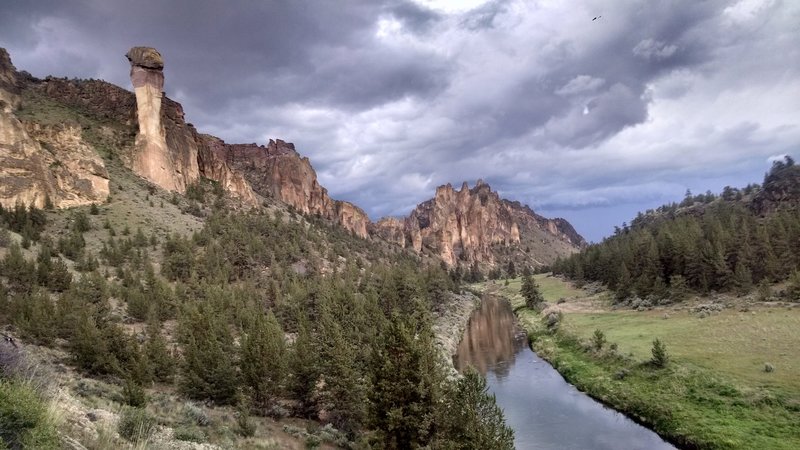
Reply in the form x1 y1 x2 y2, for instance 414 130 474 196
0 379 60 449
494 275 800 449
552 156 800 302
1 199 509 447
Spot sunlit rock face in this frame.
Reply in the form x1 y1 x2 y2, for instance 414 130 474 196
127 46 195 193
375 180 585 267
125 47 257 204
0 48 109 209
226 139 370 237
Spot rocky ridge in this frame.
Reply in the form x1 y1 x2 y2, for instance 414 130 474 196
225 139 371 238
374 180 584 267
0 48 109 209
1 45 584 265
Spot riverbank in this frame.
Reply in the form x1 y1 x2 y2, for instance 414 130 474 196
481 277 800 450
432 291 481 376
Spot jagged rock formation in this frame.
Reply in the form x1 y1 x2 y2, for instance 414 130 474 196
0 48 109 208
375 180 584 267
226 139 370 237
2 46 584 266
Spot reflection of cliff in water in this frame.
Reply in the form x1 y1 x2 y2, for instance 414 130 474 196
454 297 525 378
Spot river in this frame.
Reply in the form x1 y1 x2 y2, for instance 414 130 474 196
454 295 675 450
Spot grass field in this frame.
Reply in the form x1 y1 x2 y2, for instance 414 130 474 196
484 274 800 449
564 308 800 392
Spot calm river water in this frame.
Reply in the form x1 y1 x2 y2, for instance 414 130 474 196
454 296 675 450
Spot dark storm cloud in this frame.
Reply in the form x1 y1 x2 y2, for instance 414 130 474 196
1 0 798 242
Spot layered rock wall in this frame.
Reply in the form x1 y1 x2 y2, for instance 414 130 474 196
226 139 370 237
0 48 109 209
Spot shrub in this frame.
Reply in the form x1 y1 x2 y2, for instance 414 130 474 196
235 398 255 438
651 338 669 368
173 426 206 443
122 377 147 407
72 211 92 233
592 329 606 351
0 379 60 449
182 402 211 427
118 407 156 443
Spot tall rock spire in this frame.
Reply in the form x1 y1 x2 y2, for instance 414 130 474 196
127 46 188 192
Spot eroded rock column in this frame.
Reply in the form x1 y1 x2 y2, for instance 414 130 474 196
127 46 182 192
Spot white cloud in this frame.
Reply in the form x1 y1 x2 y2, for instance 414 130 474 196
556 75 606 96
632 39 678 60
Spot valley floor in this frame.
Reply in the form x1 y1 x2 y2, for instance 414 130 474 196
479 275 800 449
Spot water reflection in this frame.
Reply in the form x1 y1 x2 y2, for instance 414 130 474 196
454 296 675 450
454 296 524 378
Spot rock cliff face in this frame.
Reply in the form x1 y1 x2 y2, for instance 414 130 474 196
0 48 109 209
375 180 584 267
226 139 370 237
125 47 257 204
127 46 195 193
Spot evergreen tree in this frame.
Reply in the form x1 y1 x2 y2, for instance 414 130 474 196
370 315 444 449
240 310 287 413
521 275 544 309
438 368 514 449
178 303 239 404
733 261 753 295
143 313 175 383
288 320 321 417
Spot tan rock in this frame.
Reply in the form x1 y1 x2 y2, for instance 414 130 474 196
226 139 369 237
0 49 109 208
127 46 190 192
376 181 585 267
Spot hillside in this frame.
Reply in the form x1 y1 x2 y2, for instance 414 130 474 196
552 156 800 303
0 46 522 449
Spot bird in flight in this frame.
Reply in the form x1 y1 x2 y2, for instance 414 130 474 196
593 15 602 21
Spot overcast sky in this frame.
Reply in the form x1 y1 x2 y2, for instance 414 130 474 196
2 0 798 241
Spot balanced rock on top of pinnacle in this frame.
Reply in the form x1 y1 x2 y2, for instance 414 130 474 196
125 47 164 70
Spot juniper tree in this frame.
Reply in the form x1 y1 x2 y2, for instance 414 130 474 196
521 275 544 309
240 310 287 413
438 368 514 449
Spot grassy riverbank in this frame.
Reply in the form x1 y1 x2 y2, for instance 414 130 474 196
480 276 800 449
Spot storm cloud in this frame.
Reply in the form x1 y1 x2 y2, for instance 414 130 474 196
1 0 798 241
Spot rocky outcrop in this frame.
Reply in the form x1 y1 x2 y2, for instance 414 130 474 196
226 139 370 237
0 48 109 209
375 180 584 267
127 46 195 192
124 47 257 204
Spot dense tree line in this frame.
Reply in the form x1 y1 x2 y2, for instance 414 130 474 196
552 157 800 301
0 202 513 448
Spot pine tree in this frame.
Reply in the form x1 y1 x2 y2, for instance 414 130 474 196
651 338 669 368
733 261 753 295
288 320 321 417
370 315 445 449
521 275 544 309
317 312 368 435
143 313 175 383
